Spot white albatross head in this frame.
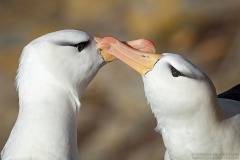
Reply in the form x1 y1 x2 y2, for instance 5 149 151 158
141 53 218 119
17 30 107 100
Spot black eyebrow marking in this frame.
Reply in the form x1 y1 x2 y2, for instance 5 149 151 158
73 40 90 47
54 41 77 46
54 40 90 47
168 64 191 78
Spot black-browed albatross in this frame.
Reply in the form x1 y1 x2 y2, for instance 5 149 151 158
97 37 240 160
1 30 106 160
1 30 156 160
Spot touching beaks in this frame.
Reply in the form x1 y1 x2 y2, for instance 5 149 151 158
95 37 117 62
96 37 161 75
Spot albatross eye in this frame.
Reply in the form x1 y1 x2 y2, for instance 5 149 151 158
171 66 183 77
75 41 90 52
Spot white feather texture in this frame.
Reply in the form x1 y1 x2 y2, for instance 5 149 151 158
1 30 104 160
143 53 240 160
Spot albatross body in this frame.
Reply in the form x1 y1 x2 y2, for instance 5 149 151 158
97 37 240 160
1 30 106 160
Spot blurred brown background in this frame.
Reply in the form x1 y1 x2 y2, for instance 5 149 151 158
0 0 240 159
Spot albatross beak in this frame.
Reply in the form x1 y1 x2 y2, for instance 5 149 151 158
96 37 161 75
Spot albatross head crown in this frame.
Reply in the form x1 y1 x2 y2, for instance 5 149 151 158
143 53 218 120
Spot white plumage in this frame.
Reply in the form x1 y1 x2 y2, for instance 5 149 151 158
143 53 240 160
1 30 105 160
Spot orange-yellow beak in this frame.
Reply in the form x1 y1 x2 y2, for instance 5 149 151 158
96 37 161 75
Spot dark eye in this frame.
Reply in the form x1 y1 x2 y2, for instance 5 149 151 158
171 66 183 77
74 41 90 52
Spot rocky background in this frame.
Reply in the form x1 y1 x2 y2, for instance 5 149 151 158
0 0 240 159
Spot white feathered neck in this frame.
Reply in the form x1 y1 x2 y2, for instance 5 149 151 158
2 45 80 160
